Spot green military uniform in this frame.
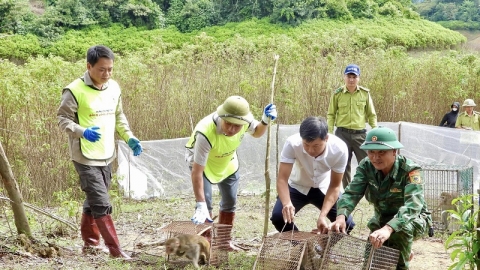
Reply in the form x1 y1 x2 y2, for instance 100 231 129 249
327 85 377 188
336 127 432 270
455 111 480 131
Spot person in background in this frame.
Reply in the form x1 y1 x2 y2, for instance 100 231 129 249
455 99 480 131
57 45 142 259
330 127 432 270
439 101 460 128
270 116 355 234
327 64 377 189
185 95 277 250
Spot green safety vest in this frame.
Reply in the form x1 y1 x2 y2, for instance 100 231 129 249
67 78 120 160
186 114 248 183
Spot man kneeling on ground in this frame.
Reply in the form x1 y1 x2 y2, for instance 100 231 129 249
330 127 433 270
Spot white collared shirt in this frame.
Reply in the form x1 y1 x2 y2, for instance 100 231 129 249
280 133 348 195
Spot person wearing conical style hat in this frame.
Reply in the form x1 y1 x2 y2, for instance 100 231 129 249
185 96 277 251
330 127 433 270
455 98 480 131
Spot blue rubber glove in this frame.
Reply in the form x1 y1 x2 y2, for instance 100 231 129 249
83 126 101 142
262 103 277 123
127 137 143 156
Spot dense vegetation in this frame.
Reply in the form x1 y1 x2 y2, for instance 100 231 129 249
1 0 418 37
414 0 480 30
0 1 473 204
0 17 466 61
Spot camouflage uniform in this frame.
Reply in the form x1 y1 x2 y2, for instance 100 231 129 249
336 155 432 270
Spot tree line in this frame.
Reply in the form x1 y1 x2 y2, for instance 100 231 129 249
0 0 417 40
414 0 480 30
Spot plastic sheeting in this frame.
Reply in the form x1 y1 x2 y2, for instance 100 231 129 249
117 122 480 199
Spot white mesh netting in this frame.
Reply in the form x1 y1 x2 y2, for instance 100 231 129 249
117 122 480 199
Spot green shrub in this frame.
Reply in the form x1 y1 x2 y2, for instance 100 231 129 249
323 0 353 21
444 194 480 270
0 34 43 60
347 0 379 19
119 0 166 29
378 1 403 17
437 20 480 31
166 0 219 32
0 0 33 34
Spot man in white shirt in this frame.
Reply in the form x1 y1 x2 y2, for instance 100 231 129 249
270 116 355 233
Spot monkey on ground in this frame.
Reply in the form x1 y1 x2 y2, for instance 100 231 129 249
164 234 210 269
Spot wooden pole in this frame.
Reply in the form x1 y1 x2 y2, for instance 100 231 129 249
263 54 280 237
0 141 31 236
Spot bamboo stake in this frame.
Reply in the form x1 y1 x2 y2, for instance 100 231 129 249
263 54 280 237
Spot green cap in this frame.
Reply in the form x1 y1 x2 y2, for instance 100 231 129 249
216 96 253 125
360 127 404 150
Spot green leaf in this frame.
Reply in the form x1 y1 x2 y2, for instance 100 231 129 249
450 248 462 260
447 261 458 270
454 255 468 270
445 231 460 247
450 213 461 220
462 209 472 222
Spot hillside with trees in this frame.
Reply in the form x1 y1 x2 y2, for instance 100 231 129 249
0 0 466 61
2 0 420 35
414 0 480 30
0 2 473 269
0 0 470 205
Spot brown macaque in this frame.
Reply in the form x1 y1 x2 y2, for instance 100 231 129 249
164 234 210 269
438 191 458 231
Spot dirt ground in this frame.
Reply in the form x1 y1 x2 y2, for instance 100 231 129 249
410 238 451 269
0 195 453 269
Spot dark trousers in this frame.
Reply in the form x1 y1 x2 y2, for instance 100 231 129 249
73 161 113 219
270 185 355 232
335 129 367 189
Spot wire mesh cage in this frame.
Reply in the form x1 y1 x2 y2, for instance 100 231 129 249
253 231 311 270
319 232 399 270
422 165 474 232
254 231 400 270
209 223 231 267
368 244 401 270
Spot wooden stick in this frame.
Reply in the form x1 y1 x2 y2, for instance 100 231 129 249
0 195 77 231
263 54 280 237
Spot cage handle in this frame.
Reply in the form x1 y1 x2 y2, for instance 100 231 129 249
278 222 296 241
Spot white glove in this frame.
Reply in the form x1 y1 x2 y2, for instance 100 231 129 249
262 104 277 123
191 202 213 225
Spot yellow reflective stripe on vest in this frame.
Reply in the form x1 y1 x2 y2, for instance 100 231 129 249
67 79 120 160
186 114 248 183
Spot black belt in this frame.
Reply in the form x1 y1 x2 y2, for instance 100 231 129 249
337 127 366 134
